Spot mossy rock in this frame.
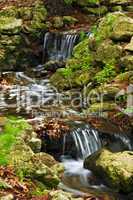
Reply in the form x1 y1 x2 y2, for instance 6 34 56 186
114 71 133 83
0 117 31 166
88 102 117 113
111 6 123 12
63 16 78 25
84 6 108 15
84 149 133 193
53 17 64 29
120 55 133 71
94 12 133 42
0 16 22 34
95 39 123 64
109 0 131 5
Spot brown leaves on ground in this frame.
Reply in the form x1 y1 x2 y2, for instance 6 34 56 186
0 166 30 199
37 119 70 139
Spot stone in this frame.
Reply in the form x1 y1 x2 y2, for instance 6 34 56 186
28 137 42 153
111 14 133 41
120 56 133 71
111 6 123 12
125 37 133 51
124 6 133 12
95 39 122 63
63 16 78 25
84 149 133 193
114 71 133 83
31 152 57 168
96 12 133 41
0 194 14 200
49 190 83 200
53 17 64 29
84 6 108 15
109 0 131 5
88 102 117 113
0 17 22 34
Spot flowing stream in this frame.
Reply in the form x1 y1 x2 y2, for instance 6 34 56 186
0 31 132 199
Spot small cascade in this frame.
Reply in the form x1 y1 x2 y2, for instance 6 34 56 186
43 32 79 62
72 124 101 159
62 124 101 160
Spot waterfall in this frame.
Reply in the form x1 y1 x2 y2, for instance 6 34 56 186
72 124 101 159
62 123 102 160
43 32 79 62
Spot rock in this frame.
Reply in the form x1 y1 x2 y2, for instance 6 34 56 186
0 17 22 34
111 14 133 41
53 17 64 29
125 37 133 51
84 149 133 193
9 142 35 175
63 16 78 25
114 71 133 84
44 60 66 72
0 194 14 200
49 190 83 200
124 6 133 12
96 12 133 41
28 137 42 153
88 102 117 113
9 142 61 187
84 6 108 15
120 56 133 70
31 152 57 168
109 0 131 5
111 6 123 12
95 39 122 63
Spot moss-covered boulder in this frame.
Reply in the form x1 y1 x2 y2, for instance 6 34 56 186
0 17 22 34
49 190 83 200
53 17 64 29
95 12 133 42
95 39 122 64
84 149 133 193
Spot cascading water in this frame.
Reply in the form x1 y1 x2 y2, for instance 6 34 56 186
60 123 104 194
43 32 79 62
60 123 133 195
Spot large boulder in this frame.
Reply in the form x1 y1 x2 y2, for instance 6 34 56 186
95 39 123 64
84 149 133 193
96 12 133 41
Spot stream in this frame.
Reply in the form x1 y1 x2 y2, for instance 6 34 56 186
0 32 132 200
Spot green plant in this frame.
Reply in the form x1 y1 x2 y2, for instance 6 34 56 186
94 63 116 84
0 117 31 165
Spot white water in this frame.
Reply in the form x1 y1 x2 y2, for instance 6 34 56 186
43 32 78 61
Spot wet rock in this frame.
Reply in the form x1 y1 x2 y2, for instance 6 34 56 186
84 149 133 193
114 71 133 83
44 60 66 72
109 0 131 5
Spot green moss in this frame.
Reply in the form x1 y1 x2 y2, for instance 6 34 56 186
0 117 31 165
94 62 117 84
